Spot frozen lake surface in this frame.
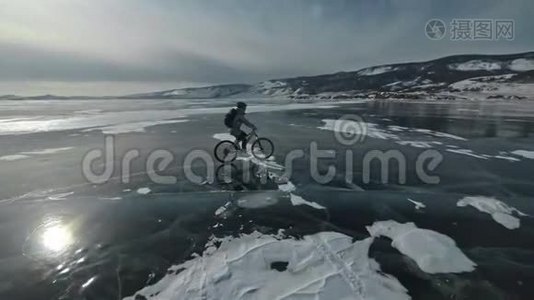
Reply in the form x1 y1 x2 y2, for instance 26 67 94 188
0 98 533 299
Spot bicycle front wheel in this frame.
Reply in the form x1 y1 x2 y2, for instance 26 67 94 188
251 138 274 159
214 141 238 163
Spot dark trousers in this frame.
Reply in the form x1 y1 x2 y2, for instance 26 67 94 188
235 131 247 149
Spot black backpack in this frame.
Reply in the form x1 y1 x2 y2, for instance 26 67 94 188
224 108 237 128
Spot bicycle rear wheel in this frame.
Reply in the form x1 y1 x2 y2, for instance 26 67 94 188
251 138 274 159
214 141 238 163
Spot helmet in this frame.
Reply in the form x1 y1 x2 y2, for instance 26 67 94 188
236 101 247 109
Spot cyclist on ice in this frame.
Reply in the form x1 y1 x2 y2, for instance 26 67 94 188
224 102 257 150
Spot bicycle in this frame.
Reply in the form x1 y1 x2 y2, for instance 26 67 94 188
214 131 275 163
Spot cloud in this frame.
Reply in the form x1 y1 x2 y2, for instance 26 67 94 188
0 0 533 95
0 42 264 83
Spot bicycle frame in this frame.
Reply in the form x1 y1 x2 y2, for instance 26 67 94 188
244 130 259 145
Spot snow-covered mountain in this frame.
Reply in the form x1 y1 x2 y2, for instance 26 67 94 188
2 52 534 100
124 84 252 99
123 51 534 100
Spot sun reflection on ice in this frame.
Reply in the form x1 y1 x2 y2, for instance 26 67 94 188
40 222 73 253
22 216 78 260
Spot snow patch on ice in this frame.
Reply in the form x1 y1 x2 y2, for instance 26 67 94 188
236 192 279 209
457 196 527 230
407 198 426 210
396 141 442 149
278 181 325 210
387 125 410 132
236 154 284 171
443 149 522 163
212 133 235 141
0 102 353 136
99 197 122 201
85 120 188 134
412 129 466 141
1 147 73 162
278 181 296 193
318 119 399 141
136 187 151 195
215 201 232 218
366 221 476 274
125 231 410 300
22 147 73 155
74 109 102 115
511 150 534 159
389 125 468 140
47 192 74 201
289 194 326 209
0 154 30 161
493 155 520 162
446 149 489 160
319 119 467 144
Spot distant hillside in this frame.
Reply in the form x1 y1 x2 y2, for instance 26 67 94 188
2 52 534 101
121 51 534 101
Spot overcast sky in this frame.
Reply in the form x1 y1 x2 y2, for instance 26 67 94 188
1 0 533 96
